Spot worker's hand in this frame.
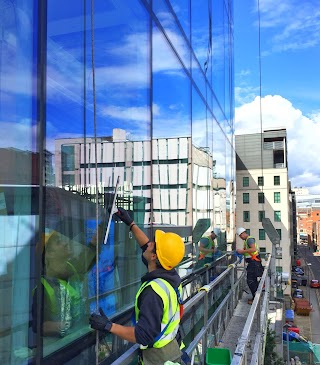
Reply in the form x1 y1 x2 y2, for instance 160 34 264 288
89 308 112 333
236 248 244 254
114 207 134 226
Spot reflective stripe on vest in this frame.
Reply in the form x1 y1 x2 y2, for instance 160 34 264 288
135 278 182 349
243 236 260 260
199 235 215 259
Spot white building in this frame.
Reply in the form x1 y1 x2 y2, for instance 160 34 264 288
235 129 292 297
54 129 230 241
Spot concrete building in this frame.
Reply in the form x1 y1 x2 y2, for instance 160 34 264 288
235 129 292 297
54 129 230 244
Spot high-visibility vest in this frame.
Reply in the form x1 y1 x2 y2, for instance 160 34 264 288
199 235 215 259
243 236 260 261
134 278 182 349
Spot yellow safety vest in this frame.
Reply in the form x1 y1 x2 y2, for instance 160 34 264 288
199 235 215 259
135 278 182 349
243 236 260 261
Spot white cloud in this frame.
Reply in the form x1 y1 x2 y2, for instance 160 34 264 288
235 94 320 194
256 0 320 53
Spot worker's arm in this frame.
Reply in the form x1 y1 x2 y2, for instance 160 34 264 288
236 238 257 255
115 208 150 247
109 324 136 343
198 238 214 254
129 222 150 247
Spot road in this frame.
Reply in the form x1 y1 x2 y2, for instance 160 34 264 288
298 245 320 344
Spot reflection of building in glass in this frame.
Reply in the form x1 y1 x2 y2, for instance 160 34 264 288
55 129 216 229
0 148 54 186
1 0 234 363
235 129 292 296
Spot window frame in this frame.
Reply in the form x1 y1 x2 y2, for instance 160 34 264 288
243 176 249 187
274 192 281 203
258 192 265 204
243 193 250 204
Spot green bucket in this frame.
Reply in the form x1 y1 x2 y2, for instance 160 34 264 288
206 348 232 365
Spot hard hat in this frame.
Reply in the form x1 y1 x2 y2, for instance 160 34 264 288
155 230 185 270
236 227 246 236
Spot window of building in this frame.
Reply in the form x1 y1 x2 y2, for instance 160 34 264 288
243 193 250 204
276 229 282 240
61 145 75 171
243 177 249 187
243 211 250 222
62 174 75 186
274 176 280 185
276 266 283 273
258 211 265 222
259 229 266 240
258 192 265 204
258 176 264 186
260 247 266 253
274 192 281 203
274 211 281 222
246 229 250 235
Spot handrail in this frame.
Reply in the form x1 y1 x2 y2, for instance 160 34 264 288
231 255 271 365
110 255 242 364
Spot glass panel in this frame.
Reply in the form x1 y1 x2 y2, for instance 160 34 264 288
0 0 235 362
0 1 38 363
258 192 265 204
259 229 266 240
243 211 250 222
170 0 191 41
246 229 250 235
274 192 281 203
274 211 281 222
274 175 280 185
258 176 264 186
243 177 249 187
243 193 249 204
41 0 150 361
258 211 265 222
276 229 282 240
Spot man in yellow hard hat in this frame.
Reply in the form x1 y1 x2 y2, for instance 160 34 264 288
89 207 186 365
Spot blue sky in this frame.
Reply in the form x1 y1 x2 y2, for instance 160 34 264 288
234 0 320 194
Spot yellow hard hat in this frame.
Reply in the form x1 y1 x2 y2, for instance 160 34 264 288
155 230 185 270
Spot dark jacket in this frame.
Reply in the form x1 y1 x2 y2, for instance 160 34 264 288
135 244 182 346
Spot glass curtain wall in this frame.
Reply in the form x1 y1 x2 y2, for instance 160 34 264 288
0 0 234 363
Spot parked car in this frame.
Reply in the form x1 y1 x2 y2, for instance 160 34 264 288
292 267 305 276
310 279 320 288
292 289 304 298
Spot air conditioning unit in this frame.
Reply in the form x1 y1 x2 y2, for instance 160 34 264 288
279 272 289 284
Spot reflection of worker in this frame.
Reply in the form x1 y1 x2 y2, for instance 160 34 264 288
32 229 100 337
196 231 217 267
236 228 263 304
89 207 186 365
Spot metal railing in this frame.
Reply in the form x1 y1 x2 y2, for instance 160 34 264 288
231 255 271 365
110 255 246 364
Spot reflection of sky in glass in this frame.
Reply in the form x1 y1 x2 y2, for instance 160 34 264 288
46 0 150 144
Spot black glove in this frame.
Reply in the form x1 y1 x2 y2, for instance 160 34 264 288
114 207 133 226
89 308 112 332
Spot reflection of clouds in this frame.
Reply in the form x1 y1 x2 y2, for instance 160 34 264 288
101 105 151 122
0 120 35 150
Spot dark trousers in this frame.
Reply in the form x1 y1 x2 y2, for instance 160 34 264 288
246 260 263 298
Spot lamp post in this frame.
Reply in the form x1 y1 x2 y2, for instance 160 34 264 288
283 323 291 365
307 263 312 303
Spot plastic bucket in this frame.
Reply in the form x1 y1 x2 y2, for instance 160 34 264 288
206 348 232 365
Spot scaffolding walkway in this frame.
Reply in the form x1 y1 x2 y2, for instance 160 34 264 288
110 255 272 365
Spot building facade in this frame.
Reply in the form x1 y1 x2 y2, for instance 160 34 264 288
235 129 292 297
0 1 234 363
